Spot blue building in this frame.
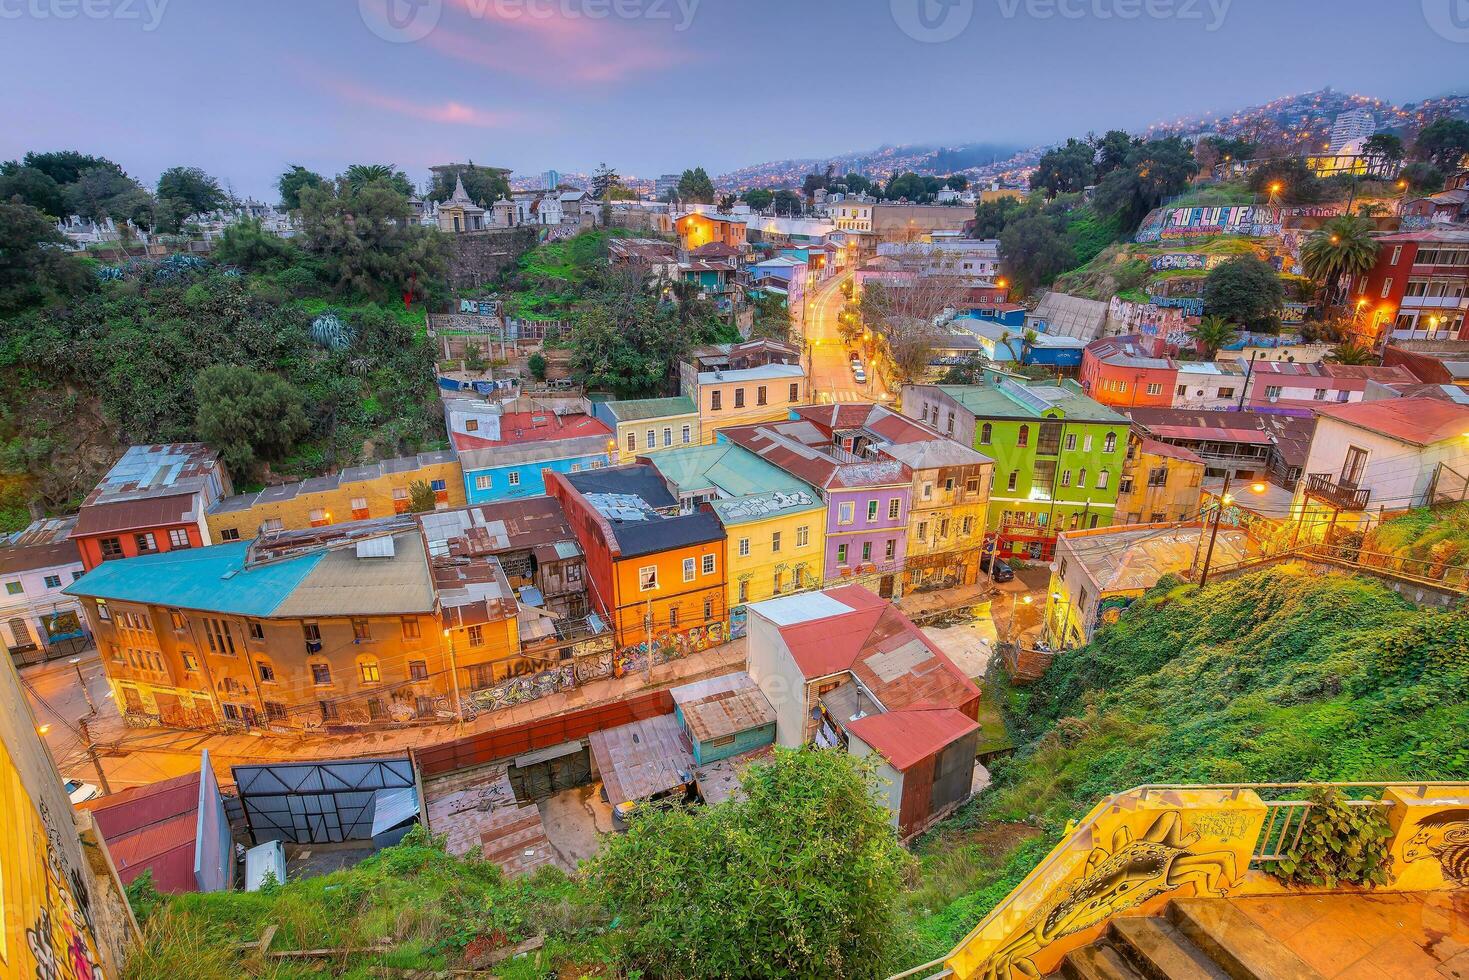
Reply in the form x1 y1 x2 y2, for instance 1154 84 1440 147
670 673 776 766
451 409 616 504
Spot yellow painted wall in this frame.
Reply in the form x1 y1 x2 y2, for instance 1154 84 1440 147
906 464 991 574
1115 446 1204 525
697 375 808 443
726 509 826 611
615 413 701 464
206 457 467 541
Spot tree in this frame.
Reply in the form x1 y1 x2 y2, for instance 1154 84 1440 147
1203 256 1284 332
1248 157 1322 203
428 161 510 206
193 365 308 476
589 748 911 979
17 150 123 186
277 165 326 210
883 171 934 203
1300 216 1378 307
527 351 548 381
63 166 152 226
297 178 448 299
1362 133 1405 178
999 214 1076 294
0 165 64 217
771 190 803 216
214 218 296 273
155 166 228 231
1413 118 1469 171
1328 342 1376 366
1095 129 1137 176
1092 137 1197 228
945 173 969 192
839 172 874 196
716 193 736 214
677 167 715 205
590 162 623 201
742 188 773 211
408 480 437 513
1399 162 1444 194
0 199 91 314
858 271 969 383
749 292 791 343
1192 315 1238 359
972 196 1025 238
1031 138 1096 197
568 275 691 396
342 164 413 197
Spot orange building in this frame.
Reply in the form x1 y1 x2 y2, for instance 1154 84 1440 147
675 211 747 253
547 466 727 660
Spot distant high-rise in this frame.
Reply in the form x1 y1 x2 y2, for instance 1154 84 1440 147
542 169 561 191
655 174 680 199
1329 108 1375 152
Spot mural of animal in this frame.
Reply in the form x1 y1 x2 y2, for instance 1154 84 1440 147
980 810 1238 980
1402 808 1469 886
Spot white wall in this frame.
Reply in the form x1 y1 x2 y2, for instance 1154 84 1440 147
1303 418 1469 512
846 731 902 830
744 611 809 748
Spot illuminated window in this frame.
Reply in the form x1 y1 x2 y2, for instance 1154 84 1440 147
359 658 381 684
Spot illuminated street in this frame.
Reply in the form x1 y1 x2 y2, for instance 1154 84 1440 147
804 269 890 404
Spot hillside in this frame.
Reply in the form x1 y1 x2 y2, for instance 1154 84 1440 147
900 563 1469 964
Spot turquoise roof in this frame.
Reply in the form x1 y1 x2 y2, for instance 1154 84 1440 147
650 444 824 526
65 542 323 617
935 378 1127 424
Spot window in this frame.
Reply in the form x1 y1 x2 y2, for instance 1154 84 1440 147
308 508 328 527
402 617 421 639
248 620 265 641
1006 471 1018 491
350 497 369 520
1218 387 1235 399
669 607 679 629
1265 385 1282 399
257 661 275 682
711 390 722 411
1341 446 1369 487
663 427 673 447
1064 433 1077 452
771 530 782 553
980 422 993 445
320 700 339 721
1390 245 1402 265
43 574 61 589
1381 276 1393 298
168 528 191 549
135 532 158 554
431 479 447 494
1097 469 1109 490
220 528 241 541
862 542 872 562
507 472 521 487
838 502 855 524
1060 469 1072 487
738 537 750 557
756 385 768 406
885 539 896 561
962 516 973 534
1147 466 1168 488
866 500 878 521
360 659 381 683
789 382 799 403
265 702 287 723
625 432 637 453
99 537 123 559
645 429 656 450
1077 469 1087 489
796 525 809 548
734 388 745 409
888 498 901 520
352 618 372 642
1017 425 1029 447
465 418 479 432
392 487 410 513
205 618 235 655
311 663 332 685
640 566 659 591
938 518 949 538
704 597 714 619
702 554 715 575
303 622 321 643
1146 383 1162 396
682 424 692 444
72 570 83 581
182 652 199 672
1176 383 1188 397
917 520 929 540
966 477 980 495
475 475 492 491
408 660 429 681
1103 432 1117 453
682 557 696 582
4 581 21 596
773 570 783 593
1313 388 1327 401
837 544 848 564
738 579 749 603
467 624 484 647
945 477 955 492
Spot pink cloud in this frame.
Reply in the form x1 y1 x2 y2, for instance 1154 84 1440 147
323 76 523 128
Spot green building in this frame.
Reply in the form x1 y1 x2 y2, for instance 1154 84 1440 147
902 374 1129 559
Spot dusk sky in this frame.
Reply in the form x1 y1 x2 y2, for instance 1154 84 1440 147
2 0 1465 199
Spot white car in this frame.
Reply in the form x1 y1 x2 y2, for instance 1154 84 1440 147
853 366 867 384
64 779 99 805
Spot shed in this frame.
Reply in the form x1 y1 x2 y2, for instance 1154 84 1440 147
587 714 694 808
670 673 777 765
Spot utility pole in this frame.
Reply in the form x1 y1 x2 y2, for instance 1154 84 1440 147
1237 350 1258 411
441 627 464 724
76 716 112 796
644 598 654 685
69 656 95 715
1198 470 1233 588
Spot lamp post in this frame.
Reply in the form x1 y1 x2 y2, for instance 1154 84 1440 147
1197 472 1234 588
441 628 464 724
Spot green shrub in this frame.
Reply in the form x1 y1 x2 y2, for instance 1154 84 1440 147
1271 787 1394 889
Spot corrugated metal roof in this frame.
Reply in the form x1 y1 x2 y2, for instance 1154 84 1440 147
603 396 698 422
66 542 323 617
587 713 694 808
276 532 434 617
847 706 978 772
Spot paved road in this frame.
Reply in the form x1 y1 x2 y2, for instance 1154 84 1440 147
805 270 891 404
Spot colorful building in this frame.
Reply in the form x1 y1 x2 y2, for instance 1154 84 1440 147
686 362 809 443
1080 337 1179 408
547 466 727 655
72 443 232 570
1 517 88 668
206 450 463 541
902 376 1129 560
453 410 615 504
721 418 912 598
645 442 826 622
1345 228 1469 344
595 397 701 464
675 211 747 252
1114 435 1207 526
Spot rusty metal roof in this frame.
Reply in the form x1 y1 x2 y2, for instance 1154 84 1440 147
587 713 694 808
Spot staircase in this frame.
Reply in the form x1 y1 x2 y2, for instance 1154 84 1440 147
1053 899 1323 980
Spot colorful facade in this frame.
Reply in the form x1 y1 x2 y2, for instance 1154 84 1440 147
1113 435 1206 526
206 450 463 541
593 396 701 464
675 211 747 252
902 377 1129 560
1345 228 1469 344
688 363 809 443
452 411 616 504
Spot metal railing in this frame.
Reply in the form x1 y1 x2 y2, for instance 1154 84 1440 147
1305 472 1370 511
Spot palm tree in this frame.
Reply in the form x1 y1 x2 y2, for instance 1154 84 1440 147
1020 328 1039 365
1300 216 1378 308
1327 342 1376 366
1192 315 1238 359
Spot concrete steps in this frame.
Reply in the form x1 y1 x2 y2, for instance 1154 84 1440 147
1052 898 1325 980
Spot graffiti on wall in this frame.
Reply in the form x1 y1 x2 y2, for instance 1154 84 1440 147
1399 807 1469 887
463 664 577 717
612 620 728 677
1136 205 1282 243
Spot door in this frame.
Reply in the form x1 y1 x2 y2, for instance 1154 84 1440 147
1340 446 1369 488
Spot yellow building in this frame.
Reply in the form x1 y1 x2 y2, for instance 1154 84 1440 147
66 524 519 730
645 444 826 628
207 450 465 541
688 363 809 443
883 438 994 589
600 396 701 464
1114 434 1206 526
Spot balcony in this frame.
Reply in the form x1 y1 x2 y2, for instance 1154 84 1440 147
1305 472 1370 511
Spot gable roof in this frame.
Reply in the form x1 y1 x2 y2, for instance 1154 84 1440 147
602 396 698 423
847 706 978 772
1312 397 1469 447
720 423 912 492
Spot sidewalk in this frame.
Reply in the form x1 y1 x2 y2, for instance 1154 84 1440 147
93 639 748 785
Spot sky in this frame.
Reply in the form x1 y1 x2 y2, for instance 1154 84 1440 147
1 0 1466 200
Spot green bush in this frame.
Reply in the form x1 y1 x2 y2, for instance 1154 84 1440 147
1271 787 1393 889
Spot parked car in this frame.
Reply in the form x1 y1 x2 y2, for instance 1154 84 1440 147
852 366 867 384
981 553 1014 583
64 779 99 805
606 780 697 831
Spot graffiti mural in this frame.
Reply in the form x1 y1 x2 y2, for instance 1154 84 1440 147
730 606 749 639
1135 205 1282 243
1400 807 1469 886
463 664 576 716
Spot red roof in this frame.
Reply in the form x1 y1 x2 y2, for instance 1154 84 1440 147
1135 437 1205 465
846 706 979 771
1312 397 1469 447
450 412 612 452
71 493 197 538
1145 424 1274 445
80 771 201 891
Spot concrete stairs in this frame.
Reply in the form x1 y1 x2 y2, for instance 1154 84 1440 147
1054 898 1323 980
